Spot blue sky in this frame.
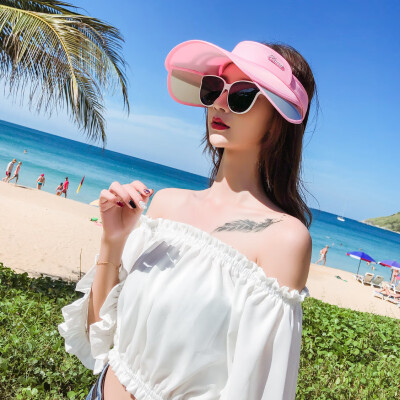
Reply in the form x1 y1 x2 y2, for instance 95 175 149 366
0 0 398 221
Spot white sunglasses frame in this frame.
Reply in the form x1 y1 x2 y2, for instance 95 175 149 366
200 75 264 114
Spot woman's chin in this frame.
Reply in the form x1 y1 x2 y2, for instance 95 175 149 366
209 139 229 148
209 133 232 147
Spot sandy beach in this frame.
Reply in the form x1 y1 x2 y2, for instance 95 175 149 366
0 181 102 280
1 181 399 319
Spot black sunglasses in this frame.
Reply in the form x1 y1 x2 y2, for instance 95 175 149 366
200 75 262 114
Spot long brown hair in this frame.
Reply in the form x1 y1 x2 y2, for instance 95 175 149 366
201 42 318 228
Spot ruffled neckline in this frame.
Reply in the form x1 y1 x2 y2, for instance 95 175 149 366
140 214 309 304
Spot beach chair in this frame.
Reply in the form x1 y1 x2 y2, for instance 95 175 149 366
355 273 374 285
369 275 384 288
387 296 400 306
391 281 400 294
373 288 400 303
373 290 387 300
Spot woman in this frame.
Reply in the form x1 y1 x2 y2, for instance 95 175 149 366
391 268 399 285
59 40 317 400
375 285 400 299
56 182 64 196
36 173 45 189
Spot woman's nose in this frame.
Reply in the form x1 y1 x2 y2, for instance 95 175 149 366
212 89 229 113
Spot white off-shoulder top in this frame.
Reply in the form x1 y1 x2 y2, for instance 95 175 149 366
58 214 309 400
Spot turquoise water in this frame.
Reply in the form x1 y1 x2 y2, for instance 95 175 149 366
1 119 399 281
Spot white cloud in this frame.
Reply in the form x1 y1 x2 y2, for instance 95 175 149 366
106 108 205 140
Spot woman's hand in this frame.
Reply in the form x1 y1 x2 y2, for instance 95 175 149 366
99 180 154 244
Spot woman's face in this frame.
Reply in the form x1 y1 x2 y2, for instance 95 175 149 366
207 63 275 150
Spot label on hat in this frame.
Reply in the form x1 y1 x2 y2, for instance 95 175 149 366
268 55 285 71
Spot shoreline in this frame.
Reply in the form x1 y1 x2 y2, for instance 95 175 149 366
1 181 399 319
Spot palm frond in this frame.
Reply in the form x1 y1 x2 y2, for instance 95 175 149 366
0 0 129 143
0 1 80 15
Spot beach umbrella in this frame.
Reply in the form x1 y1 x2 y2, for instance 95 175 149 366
378 260 400 270
90 199 99 207
346 251 376 275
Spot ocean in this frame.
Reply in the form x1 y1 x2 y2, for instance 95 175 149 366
1 119 399 281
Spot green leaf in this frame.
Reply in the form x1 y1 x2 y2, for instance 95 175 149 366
0 0 130 143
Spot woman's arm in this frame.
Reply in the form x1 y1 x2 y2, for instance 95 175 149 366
87 181 153 329
87 237 126 326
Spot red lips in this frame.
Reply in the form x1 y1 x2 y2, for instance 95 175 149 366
211 117 230 130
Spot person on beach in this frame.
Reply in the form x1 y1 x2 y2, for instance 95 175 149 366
2 158 16 182
59 40 316 400
56 182 64 196
315 245 329 266
366 261 376 271
60 177 69 198
391 268 399 285
376 285 400 299
36 174 45 189
8 161 22 184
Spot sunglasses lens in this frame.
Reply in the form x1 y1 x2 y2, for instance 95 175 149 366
228 82 259 113
170 69 203 105
200 76 224 106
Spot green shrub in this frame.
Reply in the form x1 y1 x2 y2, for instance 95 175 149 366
0 263 95 399
298 297 400 399
1 263 399 399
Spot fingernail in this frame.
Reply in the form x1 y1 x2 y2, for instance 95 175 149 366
138 201 147 210
116 201 124 207
144 189 151 194
129 200 136 209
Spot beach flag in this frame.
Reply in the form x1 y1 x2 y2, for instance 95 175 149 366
76 176 85 194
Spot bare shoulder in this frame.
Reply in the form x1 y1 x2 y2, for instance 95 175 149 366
145 187 192 219
256 214 312 292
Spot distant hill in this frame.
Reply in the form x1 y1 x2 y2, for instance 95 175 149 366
362 212 400 234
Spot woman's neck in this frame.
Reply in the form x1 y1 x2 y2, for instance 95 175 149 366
203 148 273 210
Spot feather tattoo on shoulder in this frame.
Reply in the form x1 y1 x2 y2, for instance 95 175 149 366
213 216 284 233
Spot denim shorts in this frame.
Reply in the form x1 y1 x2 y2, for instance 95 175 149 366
85 364 109 400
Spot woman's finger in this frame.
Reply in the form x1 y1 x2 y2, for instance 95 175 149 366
109 181 139 210
130 180 154 197
124 184 147 210
99 189 116 204
99 189 120 211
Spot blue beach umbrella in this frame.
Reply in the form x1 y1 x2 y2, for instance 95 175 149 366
378 260 400 270
346 251 376 275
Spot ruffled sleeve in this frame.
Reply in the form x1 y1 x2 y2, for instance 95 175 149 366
58 215 153 373
221 283 309 400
